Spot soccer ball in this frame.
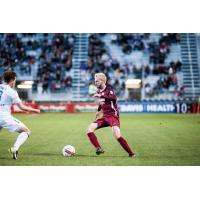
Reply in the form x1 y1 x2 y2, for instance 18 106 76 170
62 145 75 157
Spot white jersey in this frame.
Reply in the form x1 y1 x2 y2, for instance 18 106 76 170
0 84 21 115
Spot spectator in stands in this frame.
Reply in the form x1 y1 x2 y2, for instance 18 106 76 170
171 73 178 86
64 76 72 91
145 83 152 97
133 65 142 78
175 85 185 97
175 60 182 71
42 80 48 93
144 65 150 78
168 66 174 75
80 61 88 70
111 34 117 43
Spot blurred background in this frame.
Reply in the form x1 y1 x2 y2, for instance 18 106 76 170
0 33 200 110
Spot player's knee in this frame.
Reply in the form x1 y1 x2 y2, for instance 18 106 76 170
112 126 121 139
86 126 93 134
22 127 31 136
113 132 121 139
86 123 96 134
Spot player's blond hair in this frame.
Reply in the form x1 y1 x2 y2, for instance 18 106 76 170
95 73 107 84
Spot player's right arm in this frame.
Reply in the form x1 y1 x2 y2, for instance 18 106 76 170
17 103 40 113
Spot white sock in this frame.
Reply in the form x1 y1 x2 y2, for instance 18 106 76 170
14 132 29 151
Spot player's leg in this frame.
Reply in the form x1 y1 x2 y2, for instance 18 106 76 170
111 126 135 157
7 117 31 159
9 127 31 160
86 122 104 155
14 126 31 150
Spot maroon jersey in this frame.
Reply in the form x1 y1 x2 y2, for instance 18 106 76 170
97 85 119 117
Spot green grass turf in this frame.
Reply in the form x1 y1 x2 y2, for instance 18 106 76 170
0 113 200 166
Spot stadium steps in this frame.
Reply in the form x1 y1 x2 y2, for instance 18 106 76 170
180 33 200 98
71 33 90 101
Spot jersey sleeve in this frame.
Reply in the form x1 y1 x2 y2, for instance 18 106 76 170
11 91 22 104
100 89 116 101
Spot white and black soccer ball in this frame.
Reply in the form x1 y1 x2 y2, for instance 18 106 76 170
62 145 75 157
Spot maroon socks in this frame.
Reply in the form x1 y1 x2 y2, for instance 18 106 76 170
87 132 101 149
117 137 134 156
87 132 134 156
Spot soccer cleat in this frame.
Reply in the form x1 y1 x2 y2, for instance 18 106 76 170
9 147 18 160
129 153 136 158
96 147 104 155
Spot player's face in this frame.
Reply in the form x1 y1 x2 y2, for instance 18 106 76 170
11 78 16 88
95 77 103 89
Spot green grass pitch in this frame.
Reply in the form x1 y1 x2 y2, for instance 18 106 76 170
0 113 200 166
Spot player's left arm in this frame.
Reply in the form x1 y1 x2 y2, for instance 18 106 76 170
17 103 40 113
12 91 40 113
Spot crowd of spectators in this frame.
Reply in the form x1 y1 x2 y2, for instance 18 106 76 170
144 60 182 77
34 33 75 93
111 33 150 54
82 33 183 100
109 33 180 60
0 33 33 74
1 33 184 100
0 33 75 93
149 34 180 65
143 33 183 98
82 34 152 98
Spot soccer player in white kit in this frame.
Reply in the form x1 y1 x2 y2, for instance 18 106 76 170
0 71 40 159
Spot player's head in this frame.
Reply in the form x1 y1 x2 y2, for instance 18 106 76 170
3 71 17 88
95 73 107 89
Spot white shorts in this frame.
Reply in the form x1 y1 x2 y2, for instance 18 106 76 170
0 114 27 133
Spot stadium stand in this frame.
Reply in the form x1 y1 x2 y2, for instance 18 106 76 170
0 33 200 102
81 33 185 101
0 33 75 101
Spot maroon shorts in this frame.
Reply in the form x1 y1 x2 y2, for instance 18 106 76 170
94 115 120 129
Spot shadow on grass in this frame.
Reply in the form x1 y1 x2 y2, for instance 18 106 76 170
28 152 61 156
28 153 129 158
69 154 129 158
0 157 7 160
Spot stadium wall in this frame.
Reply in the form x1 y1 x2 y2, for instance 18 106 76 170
12 102 200 114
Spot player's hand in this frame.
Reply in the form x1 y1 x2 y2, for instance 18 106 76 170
93 93 101 98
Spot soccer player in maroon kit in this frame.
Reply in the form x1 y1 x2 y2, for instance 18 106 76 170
86 73 136 157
